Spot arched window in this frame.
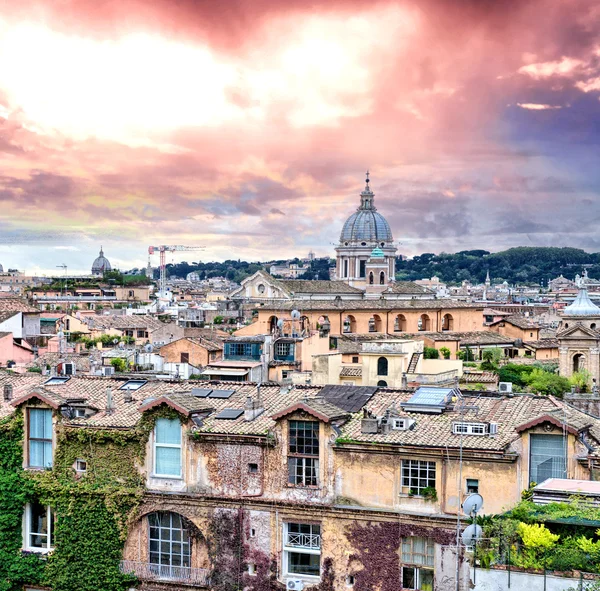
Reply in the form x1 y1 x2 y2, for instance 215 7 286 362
148 512 191 574
379 271 385 285
573 353 585 373
395 314 407 332
344 316 356 334
268 316 278 333
377 357 388 376
377 380 388 387
418 314 431 331
369 272 374 285
442 314 454 331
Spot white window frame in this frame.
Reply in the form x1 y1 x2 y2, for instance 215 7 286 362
452 422 488 436
401 536 435 590
401 460 436 495
393 418 407 430
24 503 54 553
153 419 182 478
75 459 87 473
283 522 321 580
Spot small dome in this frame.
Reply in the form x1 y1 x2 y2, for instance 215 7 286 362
91 246 112 275
370 247 385 258
563 288 600 316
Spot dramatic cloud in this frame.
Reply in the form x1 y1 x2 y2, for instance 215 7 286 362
0 0 599 273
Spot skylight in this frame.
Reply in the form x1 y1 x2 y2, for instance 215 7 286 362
44 376 70 385
400 387 460 414
208 389 235 399
215 408 244 420
119 380 147 391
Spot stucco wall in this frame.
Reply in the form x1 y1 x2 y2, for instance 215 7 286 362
471 567 587 591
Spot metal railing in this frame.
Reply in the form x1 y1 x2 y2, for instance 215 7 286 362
119 560 210 586
285 532 321 550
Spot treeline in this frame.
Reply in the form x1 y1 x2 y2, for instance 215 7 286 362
396 247 600 285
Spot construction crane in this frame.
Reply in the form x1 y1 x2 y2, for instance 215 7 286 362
148 245 205 299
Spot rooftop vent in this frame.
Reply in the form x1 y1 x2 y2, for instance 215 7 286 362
44 376 70 386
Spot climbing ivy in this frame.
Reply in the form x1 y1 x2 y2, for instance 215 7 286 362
0 403 185 591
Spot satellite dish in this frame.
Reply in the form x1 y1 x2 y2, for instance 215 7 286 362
291 310 301 320
461 524 483 547
118 342 125 349
462 493 484 516
277 319 284 328
145 343 153 353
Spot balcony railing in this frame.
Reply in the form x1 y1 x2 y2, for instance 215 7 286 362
285 532 321 550
119 560 210 586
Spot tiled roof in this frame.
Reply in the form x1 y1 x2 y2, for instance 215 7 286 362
460 371 498 384
490 314 539 330
262 299 486 312
271 397 348 422
26 352 96 372
384 282 434 295
0 298 39 314
340 366 362 377
459 332 515 346
276 279 363 294
84 315 164 330
1 373 599 457
523 339 559 350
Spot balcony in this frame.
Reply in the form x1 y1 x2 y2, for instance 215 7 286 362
362 341 410 354
285 532 321 550
119 561 210 587
406 370 458 386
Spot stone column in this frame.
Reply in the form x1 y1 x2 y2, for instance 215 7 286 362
559 346 570 377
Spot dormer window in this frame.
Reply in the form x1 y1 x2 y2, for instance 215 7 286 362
153 419 182 478
452 422 490 436
28 408 53 468
288 421 319 487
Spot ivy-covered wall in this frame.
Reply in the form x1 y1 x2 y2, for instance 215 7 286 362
0 405 181 591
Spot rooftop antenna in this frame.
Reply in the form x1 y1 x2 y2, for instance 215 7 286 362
57 264 67 296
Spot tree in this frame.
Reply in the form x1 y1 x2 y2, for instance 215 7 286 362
524 368 570 397
481 348 501 370
439 347 451 360
110 358 127 372
570 370 592 393
213 316 224 325
424 346 439 359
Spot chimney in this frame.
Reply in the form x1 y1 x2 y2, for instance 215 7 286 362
244 393 264 422
123 388 133 403
3 384 13 401
105 387 113 414
401 373 408 389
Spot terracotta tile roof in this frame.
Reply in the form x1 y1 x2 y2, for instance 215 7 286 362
0 298 39 314
523 339 559 350
460 371 498 384
490 314 539 330
384 282 434 295
276 279 363 294
1 374 599 458
0 311 19 323
271 397 348 422
340 366 362 377
262 299 486 311
26 352 96 372
84 315 164 331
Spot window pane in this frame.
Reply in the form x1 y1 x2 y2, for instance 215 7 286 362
530 434 566 484
148 512 191 568
155 419 181 444
402 567 416 589
288 551 320 576
29 409 52 439
156 447 181 476
420 569 434 591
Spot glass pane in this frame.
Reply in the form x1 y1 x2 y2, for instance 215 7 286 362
288 551 320 576
530 434 566 484
29 440 46 468
155 419 181 445
156 447 181 477
402 567 416 589
29 409 52 439
420 569 434 591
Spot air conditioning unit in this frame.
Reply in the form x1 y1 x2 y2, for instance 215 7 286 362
101 366 115 376
286 580 304 591
498 382 513 393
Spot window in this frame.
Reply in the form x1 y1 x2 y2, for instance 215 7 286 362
359 260 366 278
180 352 190 363
248 562 256 576
28 408 53 468
369 272 374 285
137 330 147 338
377 380 388 387
380 271 385 285
24 502 54 552
288 421 319 487
452 422 488 436
125 329 134 337
248 463 258 473
401 460 436 495
530 434 566 485
346 575 355 586
393 418 407 430
352 356 359 363
119 380 147 391
466 479 479 494
377 357 388 376
75 459 87 473
275 342 294 359
154 419 182 478
148 512 191 577
401 537 434 590
250 528 256 538
44 376 70 385
283 523 321 577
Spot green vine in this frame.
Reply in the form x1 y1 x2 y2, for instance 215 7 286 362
0 403 185 591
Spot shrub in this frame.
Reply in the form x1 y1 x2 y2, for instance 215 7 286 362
518 522 559 550
439 347 451 360
424 347 439 359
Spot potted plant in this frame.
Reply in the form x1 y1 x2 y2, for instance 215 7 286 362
422 486 438 502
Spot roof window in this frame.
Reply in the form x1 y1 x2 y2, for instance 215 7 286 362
119 380 147 391
44 376 70 386
214 408 244 420
452 422 498 436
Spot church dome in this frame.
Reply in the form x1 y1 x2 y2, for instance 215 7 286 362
370 247 385 258
339 173 393 244
563 288 600 316
91 246 112 275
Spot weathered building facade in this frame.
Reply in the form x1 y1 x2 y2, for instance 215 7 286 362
1 372 599 591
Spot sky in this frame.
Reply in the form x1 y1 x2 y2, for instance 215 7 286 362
0 0 600 275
